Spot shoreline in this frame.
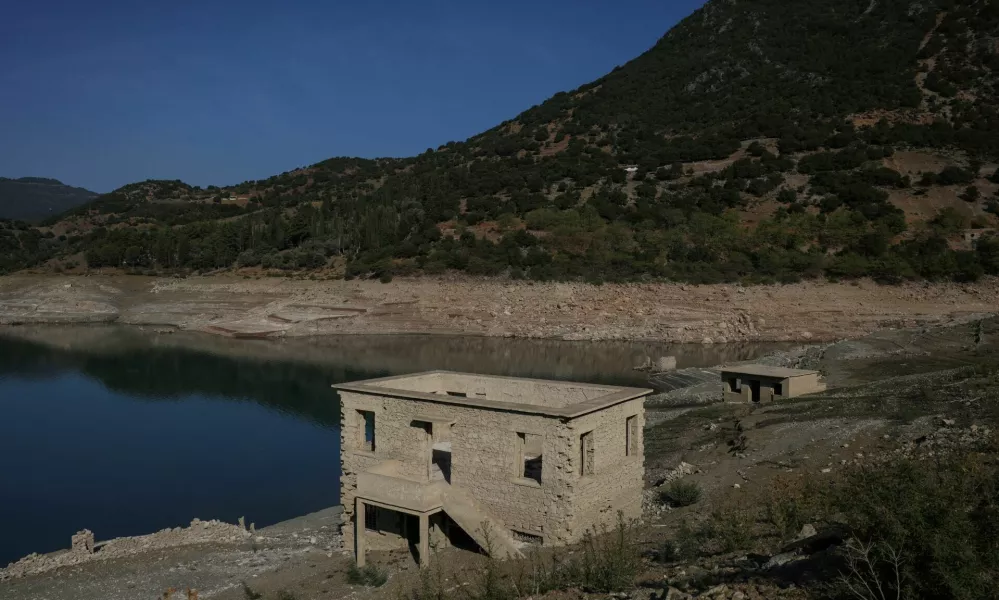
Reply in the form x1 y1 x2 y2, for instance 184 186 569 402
1 274 996 344
1 507 345 582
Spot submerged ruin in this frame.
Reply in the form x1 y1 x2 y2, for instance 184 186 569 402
720 364 826 403
334 371 652 566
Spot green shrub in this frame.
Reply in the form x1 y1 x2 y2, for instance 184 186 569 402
961 185 981 203
575 513 640 593
660 480 702 507
346 563 388 587
658 519 702 562
402 562 451 600
827 453 999 600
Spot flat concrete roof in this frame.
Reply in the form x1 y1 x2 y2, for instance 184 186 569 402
719 364 820 379
332 370 652 419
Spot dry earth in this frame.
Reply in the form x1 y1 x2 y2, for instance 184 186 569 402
0 275 996 343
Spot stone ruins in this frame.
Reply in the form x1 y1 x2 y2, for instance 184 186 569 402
334 371 652 566
720 364 826 403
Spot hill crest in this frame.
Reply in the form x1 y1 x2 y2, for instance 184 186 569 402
8 0 999 283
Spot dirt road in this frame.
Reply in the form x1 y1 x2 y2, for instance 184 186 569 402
0 274 995 342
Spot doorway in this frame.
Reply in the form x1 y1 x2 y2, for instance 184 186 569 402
431 423 454 483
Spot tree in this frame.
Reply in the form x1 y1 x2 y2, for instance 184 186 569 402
961 186 981 203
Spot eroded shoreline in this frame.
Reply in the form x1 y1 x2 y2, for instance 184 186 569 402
1 274 995 343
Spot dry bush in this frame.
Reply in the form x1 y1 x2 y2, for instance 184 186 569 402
763 473 826 541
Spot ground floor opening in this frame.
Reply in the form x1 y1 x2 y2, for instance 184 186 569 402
355 500 483 568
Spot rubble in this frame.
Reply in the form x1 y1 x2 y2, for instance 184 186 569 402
1 519 252 582
644 462 698 514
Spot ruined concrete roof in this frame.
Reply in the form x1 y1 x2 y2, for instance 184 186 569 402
718 364 820 379
332 370 652 419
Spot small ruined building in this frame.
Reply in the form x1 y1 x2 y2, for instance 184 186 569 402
334 371 651 566
721 365 826 403
963 228 996 249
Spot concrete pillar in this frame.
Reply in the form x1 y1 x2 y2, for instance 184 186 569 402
418 513 430 567
355 499 366 567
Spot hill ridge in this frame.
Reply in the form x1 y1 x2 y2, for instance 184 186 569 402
0 177 97 223
5 0 999 283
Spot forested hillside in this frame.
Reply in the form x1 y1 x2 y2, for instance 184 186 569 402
9 0 999 283
0 177 96 222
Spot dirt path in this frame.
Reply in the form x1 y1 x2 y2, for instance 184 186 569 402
0 275 995 343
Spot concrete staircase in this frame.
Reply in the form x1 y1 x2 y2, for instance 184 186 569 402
442 486 524 559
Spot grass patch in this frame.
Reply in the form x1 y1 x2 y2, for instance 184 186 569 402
659 480 702 507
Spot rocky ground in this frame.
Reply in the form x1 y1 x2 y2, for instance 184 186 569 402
2 317 996 600
0 274 996 343
0 508 345 600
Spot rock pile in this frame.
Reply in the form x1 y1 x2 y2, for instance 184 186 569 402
643 462 699 515
0 518 251 581
891 419 993 460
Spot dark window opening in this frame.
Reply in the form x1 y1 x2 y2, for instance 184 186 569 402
580 431 595 476
358 410 376 451
364 505 377 531
518 432 543 483
773 382 783 396
446 391 467 398
626 415 638 456
432 423 454 484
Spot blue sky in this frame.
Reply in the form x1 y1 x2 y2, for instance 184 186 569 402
1 0 705 192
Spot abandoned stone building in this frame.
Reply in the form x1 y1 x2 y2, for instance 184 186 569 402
333 371 652 566
721 365 826 403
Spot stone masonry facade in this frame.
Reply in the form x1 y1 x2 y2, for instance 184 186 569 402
336 371 650 556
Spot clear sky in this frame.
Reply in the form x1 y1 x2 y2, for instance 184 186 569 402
1 0 705 192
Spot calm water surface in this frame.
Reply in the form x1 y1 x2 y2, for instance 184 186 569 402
0 326 790 566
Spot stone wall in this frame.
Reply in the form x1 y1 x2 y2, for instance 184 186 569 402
341 390 567 548
786 373 826 396
564 398 645 538
340 389 644 550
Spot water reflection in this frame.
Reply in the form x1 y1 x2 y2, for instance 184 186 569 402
0 335 347 428
0 324 794 391
0 326 790 565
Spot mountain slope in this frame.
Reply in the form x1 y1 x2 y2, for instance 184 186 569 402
12 0 999 282
0 177 97 222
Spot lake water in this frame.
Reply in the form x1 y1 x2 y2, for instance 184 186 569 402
0 326 790 566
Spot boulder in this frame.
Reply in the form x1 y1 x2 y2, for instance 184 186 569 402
796 523 817 540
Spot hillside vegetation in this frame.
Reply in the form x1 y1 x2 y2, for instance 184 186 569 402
0 177 96 222
8 0 999 283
